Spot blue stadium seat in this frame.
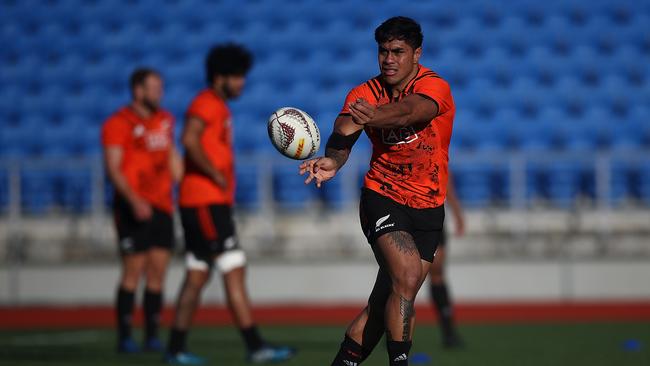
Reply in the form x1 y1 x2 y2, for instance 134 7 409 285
319 172 354 210
490 162 512 204
474 120 509 152
272 163 315 210
453 162 493 207
610 160 634 203
58 168 93 212
553 120 599 152
609 123 644 151
233 113 269 154
0 168 8 210
638 162 650 205
515 120 555 152
21 167 57 214
0 55 40 86
235 166 261 210
545 161 586 208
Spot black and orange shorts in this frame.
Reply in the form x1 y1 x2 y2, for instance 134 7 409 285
179 204 240 264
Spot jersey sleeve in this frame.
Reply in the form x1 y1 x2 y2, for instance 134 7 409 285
186 93 216 125
101 115 130 147
413 77 453 115
339 84 376 115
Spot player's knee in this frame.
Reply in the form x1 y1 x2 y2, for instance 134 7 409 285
393 266 421 297
120 269 143 290
145 273 165 292
120 277 139 291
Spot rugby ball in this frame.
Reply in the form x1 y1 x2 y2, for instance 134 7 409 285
268 107 320 160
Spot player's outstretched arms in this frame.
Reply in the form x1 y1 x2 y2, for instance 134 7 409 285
299 114 362 188
349 94 438 128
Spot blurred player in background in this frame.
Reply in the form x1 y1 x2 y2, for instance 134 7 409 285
301 17 455 366
165 44 295 365
429 171 465 348
102 68 183 353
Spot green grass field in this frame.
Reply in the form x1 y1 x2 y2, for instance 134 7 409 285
1 323 649 366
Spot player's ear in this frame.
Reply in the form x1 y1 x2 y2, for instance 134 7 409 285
413 47 422 64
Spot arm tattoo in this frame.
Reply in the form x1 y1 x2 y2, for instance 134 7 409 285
400 295 415 341
387 231 418 256
325 147 350 169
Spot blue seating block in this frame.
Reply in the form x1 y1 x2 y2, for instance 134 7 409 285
58 169 93 212
21 168 57 214
272 164 315 210
235 167 260 210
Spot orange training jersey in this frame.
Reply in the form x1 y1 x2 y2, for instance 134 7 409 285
340 65 455 209
179 89 235 207
101 106 175 213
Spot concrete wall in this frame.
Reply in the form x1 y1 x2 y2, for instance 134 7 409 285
2 259 650 305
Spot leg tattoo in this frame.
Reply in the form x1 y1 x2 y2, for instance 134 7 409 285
399 295 415 341
387 232 418 256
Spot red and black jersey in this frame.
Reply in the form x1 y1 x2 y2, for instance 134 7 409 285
341 65 455 209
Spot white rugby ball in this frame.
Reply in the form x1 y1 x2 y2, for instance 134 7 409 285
268 107 321 160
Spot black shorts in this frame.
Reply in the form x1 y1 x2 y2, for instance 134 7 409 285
439 225 448 247
180 204 241 267
113 196 175 256
359 188 445 262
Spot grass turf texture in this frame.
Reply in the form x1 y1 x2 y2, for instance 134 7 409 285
1 323 649 366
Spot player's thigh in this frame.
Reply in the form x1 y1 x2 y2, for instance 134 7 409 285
146 247 172 276
121 252 147 279
375 231 423 287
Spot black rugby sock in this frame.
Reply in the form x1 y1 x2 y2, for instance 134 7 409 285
387 340 412 366
430 283 455 338
116 287 135 341
167 327 187 354
240 325 264 352
331 334 365 366
143 290 163 341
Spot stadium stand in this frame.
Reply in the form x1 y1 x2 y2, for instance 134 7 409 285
0 0 648 212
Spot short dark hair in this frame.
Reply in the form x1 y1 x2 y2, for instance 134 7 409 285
205 43 254 84
130 67 160 93
374 16 423 50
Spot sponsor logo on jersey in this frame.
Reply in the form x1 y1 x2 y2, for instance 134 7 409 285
382 127 419 145
133 124 145 137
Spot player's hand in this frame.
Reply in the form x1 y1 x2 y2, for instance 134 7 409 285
131 197 153 221
348 98 376 125
299 157 338 188
210 171 228 189
454 212 466 237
